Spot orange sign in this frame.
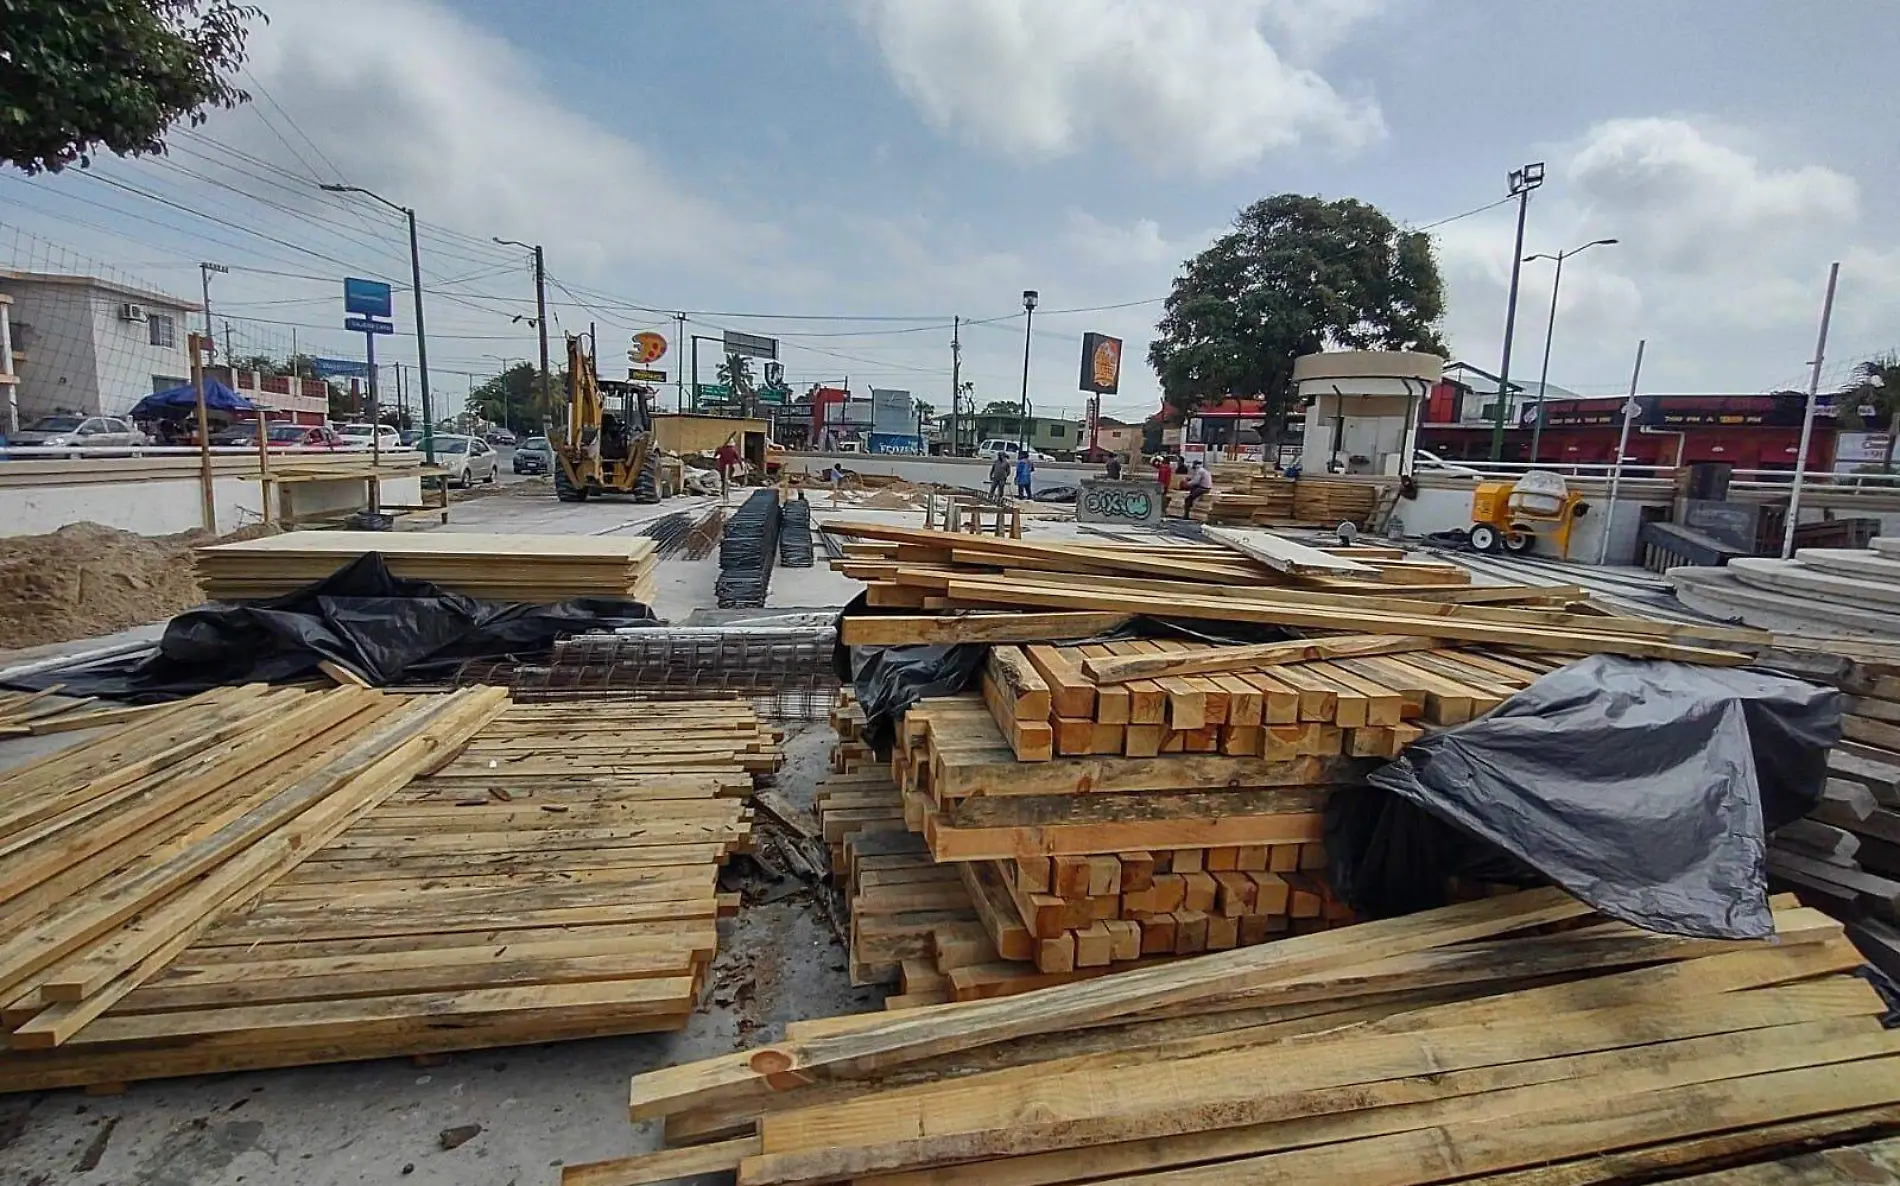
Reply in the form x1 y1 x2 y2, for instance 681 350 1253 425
1079 332 1122 394
630 332 668 364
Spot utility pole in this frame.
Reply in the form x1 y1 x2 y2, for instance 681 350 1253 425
950 315 961 456
1490 163 1545 461
675 313 687 412
1526 238 1619 463
198 262 227 365
189 333 215 531
494 238 550 431
1019 290 1039 452
1783 262 1843 559
319 184 434 462
1598 339 1647 565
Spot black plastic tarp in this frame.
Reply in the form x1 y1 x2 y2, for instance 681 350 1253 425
1329 656 1838 939
4 553 657 701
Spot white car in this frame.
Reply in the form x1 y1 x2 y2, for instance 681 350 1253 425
336 423 407 453
430 434 500 487
1413 449 1483 477
976 438 1051 461
10 414 148 453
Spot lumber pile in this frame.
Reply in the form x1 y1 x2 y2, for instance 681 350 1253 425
0 686 166 737
1668 537 1900 641
0 691 769 1092
1761 645 1900 966
572 891 1900 1186
980 636 1570 762
825 520 1768 664
195 529 659 603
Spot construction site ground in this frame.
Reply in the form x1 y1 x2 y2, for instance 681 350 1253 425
0 488 905 1186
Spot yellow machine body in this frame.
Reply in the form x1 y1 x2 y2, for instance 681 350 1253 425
1468 477 1587 559
555 336 655 503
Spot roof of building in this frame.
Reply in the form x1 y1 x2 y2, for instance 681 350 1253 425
0 270 200 312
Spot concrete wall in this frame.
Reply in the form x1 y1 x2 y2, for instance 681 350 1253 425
784 450 1106 491
6 282 101 421
89 295 193 416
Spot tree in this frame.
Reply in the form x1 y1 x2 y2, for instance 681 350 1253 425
1147 194 1447 452
1838 352 1900 471
466 362 538 430
228 353 280 376
3 1 264 174
981 400 1020 416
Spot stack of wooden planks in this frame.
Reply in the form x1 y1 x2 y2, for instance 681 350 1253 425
0 691 769 1092
825 520 1768 665
1759 645 1900 965
0 686 174 737
979 634 1572 762
195 530 660 603
570 890 1900 1186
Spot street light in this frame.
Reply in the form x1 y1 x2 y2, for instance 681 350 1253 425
1489 161 1546 461
319 182 435 462
1523 237 1618 462
493 237 550 435
1018 289 1039 452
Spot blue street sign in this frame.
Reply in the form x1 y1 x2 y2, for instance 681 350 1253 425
345 316 396 335
312 357 370 379
344 277 393 318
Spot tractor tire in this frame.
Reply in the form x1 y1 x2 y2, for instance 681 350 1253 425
554 465 588 502
1468 523 1502 553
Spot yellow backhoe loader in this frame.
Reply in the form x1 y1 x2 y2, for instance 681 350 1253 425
553 336 658 502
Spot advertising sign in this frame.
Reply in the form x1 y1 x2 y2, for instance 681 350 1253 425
629 368 667 383
1836 430 1894 472
870 387 914 435
343 277 393 319
1078 332 1123 394
722 330 778 360
629 332 668 364
868 432 923 455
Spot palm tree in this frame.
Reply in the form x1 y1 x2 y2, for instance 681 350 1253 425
717 352 756 416
1839 352 1900 471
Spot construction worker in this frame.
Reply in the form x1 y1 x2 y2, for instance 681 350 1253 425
1153 453 1173 492
713 436 741 497
987 452 1010 502
1015 451 1035 500
1182 459 1214 518
1105 453 1123 480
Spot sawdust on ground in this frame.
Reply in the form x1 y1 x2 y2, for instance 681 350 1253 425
0 521 277 649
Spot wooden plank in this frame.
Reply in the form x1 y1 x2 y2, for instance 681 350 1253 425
1023 646 1096 720
626 888 1593 1121
1079 635 1437 685
1203 525 1381 575
561 1137 761 1186
840 613 1136 647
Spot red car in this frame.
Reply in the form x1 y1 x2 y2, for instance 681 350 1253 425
267 424 347 450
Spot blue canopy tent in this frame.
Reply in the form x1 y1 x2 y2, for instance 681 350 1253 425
128 379 257 421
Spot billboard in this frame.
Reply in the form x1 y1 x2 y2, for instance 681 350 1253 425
1078 332 1122 394
722 329 778 360
870 387 914 435
343 277 392 319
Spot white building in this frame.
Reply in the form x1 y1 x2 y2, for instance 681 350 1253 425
0 271 199 423
1294 350 1445 476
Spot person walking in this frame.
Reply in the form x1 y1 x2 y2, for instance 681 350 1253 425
1153 453 1173 492
1105 453 1123 480
1182 459 1214 518
987 452 1011 502
1014 451 1035 499
713 437 741 497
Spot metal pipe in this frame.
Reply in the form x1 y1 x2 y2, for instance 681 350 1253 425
1597 339 1647 565
1783 261 1843 558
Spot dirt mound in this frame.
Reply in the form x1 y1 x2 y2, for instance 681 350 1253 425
0 521 275 650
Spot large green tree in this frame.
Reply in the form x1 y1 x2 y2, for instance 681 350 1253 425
1147 194 1447 449
466 362 537 430
1 0 264 174
1838 352 1900 471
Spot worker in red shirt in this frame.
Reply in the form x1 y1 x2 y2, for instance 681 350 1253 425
1153 454 1173 493
713 438 741 497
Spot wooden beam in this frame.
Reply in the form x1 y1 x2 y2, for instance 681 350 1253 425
840 613 1133 647
1080 635 1439 685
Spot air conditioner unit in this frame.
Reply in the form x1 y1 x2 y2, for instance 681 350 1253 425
118 303 148 323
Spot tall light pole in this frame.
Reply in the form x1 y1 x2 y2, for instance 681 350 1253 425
493 238 549 433
1524 237 1618 462
1018 289 1038 453
1489 162 1545 461
198 262 228 364
319 183 435 463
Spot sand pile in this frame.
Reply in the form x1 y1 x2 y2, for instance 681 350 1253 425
0 522 274 650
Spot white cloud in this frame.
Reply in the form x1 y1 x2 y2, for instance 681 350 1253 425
1434 118 1889 394
232 0 771 280
856 0 1384 172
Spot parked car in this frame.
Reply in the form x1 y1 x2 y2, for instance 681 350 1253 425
512 436 554 474
485 427 517 446
10 414 147 453
431 434 499 487
1413 448 1483 477
269 424 347 450
976 438 1051 461
336 423 406 452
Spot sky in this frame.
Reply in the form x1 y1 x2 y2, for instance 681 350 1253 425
2 0 1896 423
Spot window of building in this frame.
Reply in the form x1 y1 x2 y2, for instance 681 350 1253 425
148 313 176 348
1048 423 1065 438
152 375 188 392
